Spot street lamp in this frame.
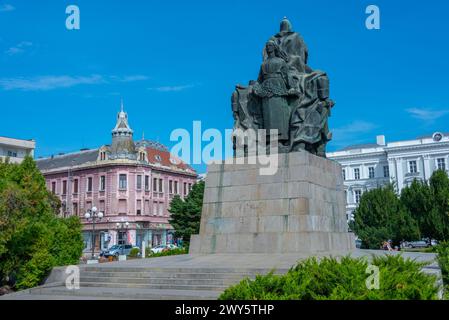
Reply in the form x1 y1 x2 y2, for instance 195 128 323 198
115 219 129 245
85 206 104 259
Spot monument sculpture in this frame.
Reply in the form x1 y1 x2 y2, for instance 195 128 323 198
190 18 355 254
232 17 333 156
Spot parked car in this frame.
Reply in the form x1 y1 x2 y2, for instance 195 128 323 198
150 244 178 254
355 239 362 249
101 244 138 257
401 240 429 249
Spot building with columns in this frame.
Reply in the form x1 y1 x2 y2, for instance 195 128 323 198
0 136 35 163
36 102 197 253
327 132 449 221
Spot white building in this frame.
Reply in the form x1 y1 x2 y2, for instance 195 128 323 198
327 132 449 221
0 136 35 163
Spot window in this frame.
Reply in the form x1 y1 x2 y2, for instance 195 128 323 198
117 231 127 245
159 179 163 193
354 190 362 204
153 202 158 215
100 151 106 161
158 202 164 216
119 174 127 190
51 181 56 194
136 175 142 190
174 181 179 194
73 179 79 194
99 200 105 214
139 152 146 161
189 183 192 192
183 182 187 196
145 200 150 215
354 168 360 180
118 199 127 214
7 150 17 157
368 167 375 179
437 158 446 171
62 180 67 195
136 200 142 216
342 169 346 181
72 202 78 216
383 166 390 178
409 160 418 173
153 178 158 192
100 176 106 191
169 180 173 194
145 175 150 191
87 177 93 192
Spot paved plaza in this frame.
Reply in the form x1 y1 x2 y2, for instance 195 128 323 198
1 250 441 300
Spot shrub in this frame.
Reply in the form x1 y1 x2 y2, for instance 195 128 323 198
435 241 449 298
146 247 187 258
129 248 140 258
219 255 439 300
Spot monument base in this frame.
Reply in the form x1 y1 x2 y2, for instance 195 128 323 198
190 151 355 254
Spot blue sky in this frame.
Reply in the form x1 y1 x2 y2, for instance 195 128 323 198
1 0 449 173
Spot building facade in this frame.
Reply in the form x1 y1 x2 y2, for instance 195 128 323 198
327 132 449 221
0 136 35 163
36 103 197 253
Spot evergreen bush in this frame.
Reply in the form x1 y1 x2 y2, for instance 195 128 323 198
219 255 439 300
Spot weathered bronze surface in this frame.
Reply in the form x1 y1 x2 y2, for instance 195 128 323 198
232 18 334 157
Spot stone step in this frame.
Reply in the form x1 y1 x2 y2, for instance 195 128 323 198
79 271 274 279
80 281 228 291
80 276 242 286
23 286 221 300
82 267 287 274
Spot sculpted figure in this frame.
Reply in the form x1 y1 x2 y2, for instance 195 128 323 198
252 41 299 144
231 18 334 157
266 17 310 75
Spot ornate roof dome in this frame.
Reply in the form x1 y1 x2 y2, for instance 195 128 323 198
112 99 134 137
110 99 136 159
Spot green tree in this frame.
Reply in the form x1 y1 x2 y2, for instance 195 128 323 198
0 156 83 290
401 170 449 242
168 181 204 245
428 170 449 241
351 184 420 249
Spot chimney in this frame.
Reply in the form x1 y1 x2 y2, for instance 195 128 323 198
376 135 386 146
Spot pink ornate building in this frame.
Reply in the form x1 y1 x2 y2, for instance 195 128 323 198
36 102 197 253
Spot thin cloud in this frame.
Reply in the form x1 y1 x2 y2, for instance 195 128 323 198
0 74 150 91
5 41 33 56
148 84 195 92
332 120 378 147
0 75 105 91
0 4 15 12
110 75 150 82
406 107 449 122
121 75 150 82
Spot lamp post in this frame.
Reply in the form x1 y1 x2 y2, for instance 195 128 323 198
116 218 129 245
84 206 104 260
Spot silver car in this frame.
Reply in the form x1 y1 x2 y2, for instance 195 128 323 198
101 244 136 257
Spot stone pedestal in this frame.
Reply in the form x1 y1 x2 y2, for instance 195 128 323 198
190 151 355 254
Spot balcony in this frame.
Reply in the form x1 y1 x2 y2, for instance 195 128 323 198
405 171 420 178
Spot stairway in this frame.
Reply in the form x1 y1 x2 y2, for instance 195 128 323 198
6 265 288 300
